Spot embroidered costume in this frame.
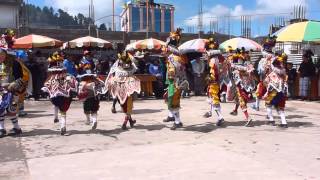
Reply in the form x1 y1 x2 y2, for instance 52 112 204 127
228 49 256 126
252 36 277 111
106 51 141 130
163 28 189 130
263 54 288 128
0 30 29 137
42 52 78 135
204 39 226 126
78 73 106 130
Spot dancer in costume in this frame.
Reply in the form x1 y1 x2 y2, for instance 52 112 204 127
15 50 32 117
228 48 256 126
78 51 106 130
163 28 189 130
263 53 288 128
204 39 226 126
105 51 141 130
252 36 277 111
0 30 29 137
78 74 106 130
42 52 78 135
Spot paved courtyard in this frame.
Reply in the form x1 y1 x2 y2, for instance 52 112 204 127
0 97 320 180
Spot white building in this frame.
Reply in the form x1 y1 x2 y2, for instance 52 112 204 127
0 0 21 29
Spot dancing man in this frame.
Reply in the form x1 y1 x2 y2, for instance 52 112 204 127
263 53 288 128
0 30 29 137
228 48 256 126
106 51 141 130
42 52 78 135
252 36 277 111
204 39 226 126
78 51 106 130
163 28 189 130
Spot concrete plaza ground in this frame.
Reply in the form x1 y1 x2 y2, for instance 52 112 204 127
0 97 320 180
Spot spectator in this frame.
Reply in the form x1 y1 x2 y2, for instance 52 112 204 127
25 50 41 100
96 57 110 75
149 59 162 77
63 54 78 77
298 51 316 100
286 63 297 98
191 57 205 96
149 59 164 98
79 50 95 75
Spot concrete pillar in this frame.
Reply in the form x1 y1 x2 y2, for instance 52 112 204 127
170 8 175 32
128 5 132 32
160 8 165 33
140 6 143 31
151 7 155 32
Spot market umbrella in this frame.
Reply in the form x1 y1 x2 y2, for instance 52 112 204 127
178 39 209 54
64 36 112 48
220 37 262 51
274 21 320 42
13 34 63 49
125 38 166 52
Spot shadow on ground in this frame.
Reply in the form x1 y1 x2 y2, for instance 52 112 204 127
19 124 167 138
133 109 163 114
182 122 217 133
20 113 54 119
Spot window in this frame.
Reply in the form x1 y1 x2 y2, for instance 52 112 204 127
131 7 140 31
164 9 171 32
154 8 161 32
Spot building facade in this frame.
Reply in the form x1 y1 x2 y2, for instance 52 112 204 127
120 0 174 33
0 0 21 29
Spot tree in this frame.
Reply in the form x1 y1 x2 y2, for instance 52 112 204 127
99 23 107 30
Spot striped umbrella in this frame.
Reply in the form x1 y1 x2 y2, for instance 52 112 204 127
64 36 112 48
13 34 63 49
178 39 209 54
274 21 320 42
220 37 262 51
125 38 166 51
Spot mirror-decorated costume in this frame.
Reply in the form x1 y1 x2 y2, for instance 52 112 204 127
106 51 140 130
263 54 288 127
228 49 255 126
163 28 189 130
0 30 29 137
42 52 78 135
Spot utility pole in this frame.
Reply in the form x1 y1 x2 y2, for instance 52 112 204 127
146 0 149 38
112 0 115 31
198 0 203 38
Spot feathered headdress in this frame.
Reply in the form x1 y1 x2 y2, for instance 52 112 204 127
166 28 183 47
206 37 219 50
263 35 276 52
118 51 134 64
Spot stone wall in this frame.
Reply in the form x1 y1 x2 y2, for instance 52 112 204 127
5 27 231 45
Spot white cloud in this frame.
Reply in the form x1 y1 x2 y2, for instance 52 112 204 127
184 0 308 26
44 0 123 26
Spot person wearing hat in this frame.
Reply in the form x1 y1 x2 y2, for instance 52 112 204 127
228 54 256 127
42 51 78 135
252 37 277 111
162 28 189 130
78 50 95 75
203 47 226 126
105 51 140 130
15 50 32 117
263 54 288 128
77 72 106 131
0 42 29 137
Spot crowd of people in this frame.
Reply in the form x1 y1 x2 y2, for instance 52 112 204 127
0 28 319 137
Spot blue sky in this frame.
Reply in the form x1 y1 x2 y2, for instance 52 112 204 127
28 0 320 36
